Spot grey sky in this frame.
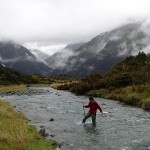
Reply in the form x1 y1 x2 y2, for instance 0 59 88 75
0 0 150 54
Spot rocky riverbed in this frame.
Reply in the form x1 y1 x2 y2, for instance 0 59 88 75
0 87 52 96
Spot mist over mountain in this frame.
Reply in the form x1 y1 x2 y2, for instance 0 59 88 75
30 49 50 60
45 42 84 69
47 22 150 77
0 41 52 75
1 22 150 78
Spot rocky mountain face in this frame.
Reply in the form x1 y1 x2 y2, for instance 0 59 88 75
46 22 150 77
0 41 52 76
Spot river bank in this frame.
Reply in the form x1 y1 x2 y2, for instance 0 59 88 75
54 83 150 111
87 84 150 111
0 85 57 150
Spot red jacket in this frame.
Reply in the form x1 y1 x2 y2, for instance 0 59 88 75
84 100 102 115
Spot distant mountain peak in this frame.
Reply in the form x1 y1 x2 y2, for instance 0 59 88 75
0 41 52 75
46 22 150 77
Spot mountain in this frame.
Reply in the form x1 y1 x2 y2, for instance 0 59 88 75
30 49 50 60
0 62 26 85
47 22 150 77
0 41 52 76
45 42 84 69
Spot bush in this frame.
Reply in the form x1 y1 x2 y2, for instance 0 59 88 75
139 98 150 111
57 84 71 90
87 89 108 97
124 93 140 105
70 82 92 95
111 73 133 88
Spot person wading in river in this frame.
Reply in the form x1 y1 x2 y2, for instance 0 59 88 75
82 96 103 126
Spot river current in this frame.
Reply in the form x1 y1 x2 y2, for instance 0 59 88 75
2 87 150 150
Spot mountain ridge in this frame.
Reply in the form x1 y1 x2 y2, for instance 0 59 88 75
0 41 52 76
46 22 150 77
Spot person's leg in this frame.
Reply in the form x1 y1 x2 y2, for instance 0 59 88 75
82 111 91 123
91 114 96 126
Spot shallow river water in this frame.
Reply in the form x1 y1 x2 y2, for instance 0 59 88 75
2 87 150 150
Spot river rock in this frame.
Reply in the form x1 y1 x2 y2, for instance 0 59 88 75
49 118 54 121
50 134 56 137
0 88 52 97
39 128 49 137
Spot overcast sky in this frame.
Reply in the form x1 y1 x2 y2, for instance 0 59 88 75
0 0 150 55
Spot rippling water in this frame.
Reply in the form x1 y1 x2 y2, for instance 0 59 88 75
3 87 150 150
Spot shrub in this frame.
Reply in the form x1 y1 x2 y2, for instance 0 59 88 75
87 89 108 97
111 73 133 88
57 84 71 90
124 93 140 106
70 82 92 95
139 98 150 111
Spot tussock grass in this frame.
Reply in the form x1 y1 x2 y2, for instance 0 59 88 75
51 81 77 90
139 98 150 110
87 84 150 111
50 83 67 89
0 99 56 150
87 89 109 98
0 84 27 92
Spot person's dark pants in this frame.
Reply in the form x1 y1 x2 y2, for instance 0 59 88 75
82 111 96 126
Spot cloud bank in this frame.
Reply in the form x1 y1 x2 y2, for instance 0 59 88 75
1 0 150 53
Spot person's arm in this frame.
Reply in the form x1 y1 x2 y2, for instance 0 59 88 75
84 102 90 108
96 103 103 113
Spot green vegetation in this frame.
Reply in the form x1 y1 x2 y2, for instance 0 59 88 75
0 63 77 86
48 75 78 90
0 84 27 92
62 52 150 111
0 99 56 150
87 84 150 111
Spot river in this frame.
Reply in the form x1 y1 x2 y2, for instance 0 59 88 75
2 87 150 150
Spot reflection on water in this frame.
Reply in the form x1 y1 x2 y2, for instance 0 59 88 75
3 87 150 150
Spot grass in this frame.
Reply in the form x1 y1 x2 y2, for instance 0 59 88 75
87 84 150 111
50 80 78 90
50 83 67 89
0 99 56 150
0 84 27 92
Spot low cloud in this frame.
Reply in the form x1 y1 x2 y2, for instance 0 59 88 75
49 48 76 69
1 0 150 53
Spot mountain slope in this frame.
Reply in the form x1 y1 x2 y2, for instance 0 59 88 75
0 62 26 85
30 49 50 60
48 22 150 77
0 41 52 75
45 42 84 69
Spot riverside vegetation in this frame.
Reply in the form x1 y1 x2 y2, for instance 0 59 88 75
57 52 150 111
0 99 57 150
